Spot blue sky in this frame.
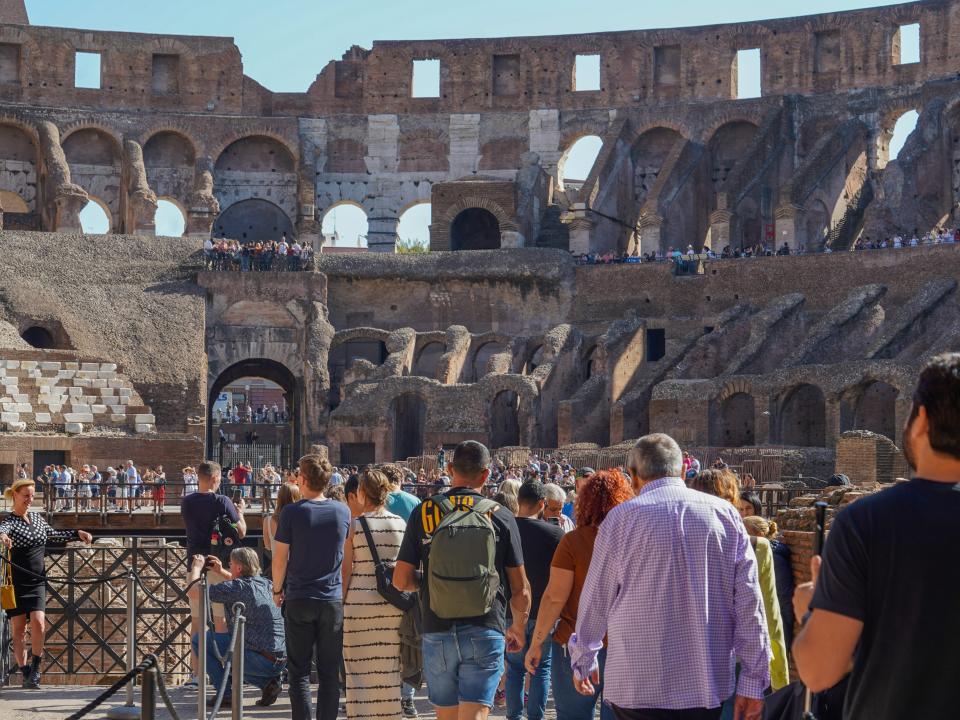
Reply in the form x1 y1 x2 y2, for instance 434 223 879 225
39 0 917 241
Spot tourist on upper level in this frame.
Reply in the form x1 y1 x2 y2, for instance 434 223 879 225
793 352 960 720
272 454 352 720
570 437 770 720
188 548 287 708
0 479 93 688
525 470 632 720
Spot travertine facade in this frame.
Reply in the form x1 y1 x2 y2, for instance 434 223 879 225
0 1 958 475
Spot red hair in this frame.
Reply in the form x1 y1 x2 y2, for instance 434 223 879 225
576 470 633 527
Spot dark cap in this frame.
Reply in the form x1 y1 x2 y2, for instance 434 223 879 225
576 467 596 479
827 473 851 487
518 480 547 504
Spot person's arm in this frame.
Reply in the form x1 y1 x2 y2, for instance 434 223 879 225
524 565 574 673
342 522 355 599
271 540 289 607
393 505 423 592
225 496 247 539
262 515 273 553
730 522 771 708
505 565 532 653
792 509 866 692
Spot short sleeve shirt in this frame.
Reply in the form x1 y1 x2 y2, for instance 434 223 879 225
209 575 285 654
811 479 960 719
274 498 351 601
181 492 241 558
396 487 524 634
550 524 599 645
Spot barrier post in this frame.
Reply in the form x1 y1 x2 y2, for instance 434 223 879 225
106 572 140 719
140 665 156 720
198 573 209 720
231 602 246 720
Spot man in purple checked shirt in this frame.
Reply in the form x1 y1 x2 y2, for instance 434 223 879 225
568 433 770 720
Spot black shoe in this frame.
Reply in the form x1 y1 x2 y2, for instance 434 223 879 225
255 677 282 707
19 665 29 687
206 694 232 708
23 668 40 689
402 697 419 718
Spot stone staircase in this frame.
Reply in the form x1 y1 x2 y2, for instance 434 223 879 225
825 182 874 251
0 352 156 434
536 205 570 249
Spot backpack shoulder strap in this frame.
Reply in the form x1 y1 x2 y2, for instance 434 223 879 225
430 494 456 517
472 498 498 515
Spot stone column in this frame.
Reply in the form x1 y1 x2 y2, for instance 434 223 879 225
367 214 398 253
774 202 803 252
567 204 594 255
709 208 732 252
37 120 88 232
636 213 664 256
186 157 220 239
304 300 334 442
754 395 771 446
824 397 842 450
124 139 158 235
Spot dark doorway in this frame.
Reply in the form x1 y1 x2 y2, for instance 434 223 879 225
490 390 520 449
778 384 826 447
710 392 755 447
33 450 66 478
392 393 426 460
450 208 501 251
213 199 295 243
646 328 666 362
851 381 898 440
21 326 55 349
340 443 376 466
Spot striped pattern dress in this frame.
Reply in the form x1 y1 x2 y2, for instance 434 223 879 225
344 508 407 720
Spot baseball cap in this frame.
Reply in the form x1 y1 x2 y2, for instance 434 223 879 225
576 467 596 479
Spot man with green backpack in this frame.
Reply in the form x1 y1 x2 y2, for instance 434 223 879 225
395 441 531 720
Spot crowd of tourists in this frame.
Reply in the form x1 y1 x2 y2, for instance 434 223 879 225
214 403 290 425
167 351 960 720
203 236 314 272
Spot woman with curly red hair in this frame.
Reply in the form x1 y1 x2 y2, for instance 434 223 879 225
523 470 634 720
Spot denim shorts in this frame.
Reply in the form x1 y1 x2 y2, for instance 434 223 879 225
422 624 505 708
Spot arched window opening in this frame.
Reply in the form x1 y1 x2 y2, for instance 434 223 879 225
558 135 602 190
322 204 368 249
397 203 431 252
450 208 500 251
155 198 186 237
79 198 111 234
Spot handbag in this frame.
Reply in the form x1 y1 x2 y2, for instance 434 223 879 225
1 549 16 611
357 516 416 611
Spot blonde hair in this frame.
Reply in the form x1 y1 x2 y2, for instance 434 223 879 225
498 479 521 498
743 515 778 539
273 482 302 521
358 468 392 507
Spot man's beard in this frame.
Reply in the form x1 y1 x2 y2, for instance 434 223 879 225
903 416 917 472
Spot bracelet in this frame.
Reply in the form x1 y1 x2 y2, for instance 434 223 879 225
272 589 283 594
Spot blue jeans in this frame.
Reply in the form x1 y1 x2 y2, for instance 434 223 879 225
401 681 414 701
422 624 505 708
191 631 285 693
506 619 552 720
551 641 613 720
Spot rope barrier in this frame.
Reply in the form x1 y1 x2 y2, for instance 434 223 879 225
0 554 141 587
207 604 243 720
134 573 202 606
63 654 156 720
153 664 183 720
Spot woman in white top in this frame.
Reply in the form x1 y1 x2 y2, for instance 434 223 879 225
341 468 407 720
262 482 301 556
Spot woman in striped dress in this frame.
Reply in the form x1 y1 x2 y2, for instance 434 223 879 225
342 467 408 720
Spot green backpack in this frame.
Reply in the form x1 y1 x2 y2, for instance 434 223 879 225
427 494 500 619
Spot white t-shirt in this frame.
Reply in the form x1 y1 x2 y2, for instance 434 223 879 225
204 239 214 251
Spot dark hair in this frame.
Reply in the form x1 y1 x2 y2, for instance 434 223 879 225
344 475 360 499
913 353 960 459
517 480 546 505
299 454 333 493
378 463 405 488
740 491 762 516
451 441 490 479
197 461 221 481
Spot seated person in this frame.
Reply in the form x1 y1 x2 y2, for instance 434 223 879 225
187 548 286 708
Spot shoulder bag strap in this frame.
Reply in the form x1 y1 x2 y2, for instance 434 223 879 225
431 494 456 517
357 515 384 566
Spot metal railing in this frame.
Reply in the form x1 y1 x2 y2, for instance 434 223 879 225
41 481 286 515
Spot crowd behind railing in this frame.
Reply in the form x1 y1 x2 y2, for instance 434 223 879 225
214 403 290 425
203 237 314 272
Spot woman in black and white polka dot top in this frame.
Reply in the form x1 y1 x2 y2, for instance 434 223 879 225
0 478 92 689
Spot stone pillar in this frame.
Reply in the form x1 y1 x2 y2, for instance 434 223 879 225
566 204 594 255
754 396 771 446
37 120 88 232
774 202 803 253
124 139 158 236
367 214 398 253
186 157 220 239
500 229 524 248
636 213 664 256
529 109 562 181
304 300 334 442
709 208 732 252
825 397 842 450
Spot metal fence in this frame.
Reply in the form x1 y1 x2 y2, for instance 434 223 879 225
35 540 191 683
218 442 292 475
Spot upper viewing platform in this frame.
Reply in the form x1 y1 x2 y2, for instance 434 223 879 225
0 0 953 116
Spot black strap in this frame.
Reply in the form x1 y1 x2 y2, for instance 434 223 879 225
357 516 383 567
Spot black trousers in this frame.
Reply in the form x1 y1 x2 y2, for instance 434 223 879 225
284 598 343 720
611 704 722 720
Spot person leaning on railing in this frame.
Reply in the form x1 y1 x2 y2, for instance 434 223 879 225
0 478 93 688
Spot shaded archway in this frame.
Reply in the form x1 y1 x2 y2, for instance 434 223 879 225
710 392 755 447
778 384 826 447
450 208 500 251
804 199 830 250
213 198 294 243
143 131 196 208
473 342 508 382
631 127 683 206
391 393 426 460
413 342 444 378
0 124 38 220
208 358 300 461
20 326 54 349
849 381 898 440
490 390 520 449
63 128 122 231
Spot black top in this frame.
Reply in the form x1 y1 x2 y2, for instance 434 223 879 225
811 479 960 720
397 487 524 634
180 492 240 559
514 517 564 619
274 498 351 601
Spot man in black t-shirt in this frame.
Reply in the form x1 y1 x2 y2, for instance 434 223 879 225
793 353 960 719
395 441 531 720
505 481 563 720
